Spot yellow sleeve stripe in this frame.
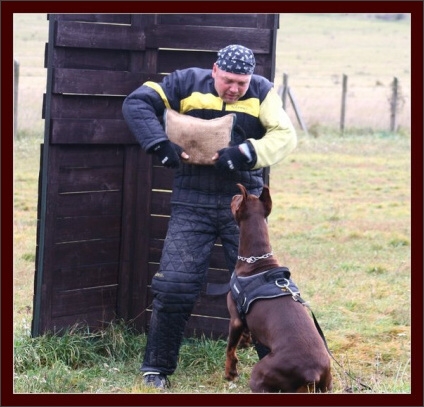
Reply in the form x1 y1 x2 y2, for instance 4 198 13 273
144 81 172 110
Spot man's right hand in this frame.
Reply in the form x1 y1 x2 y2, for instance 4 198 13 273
150 140 188 168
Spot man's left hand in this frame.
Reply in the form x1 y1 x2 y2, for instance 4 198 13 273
212 145 252 171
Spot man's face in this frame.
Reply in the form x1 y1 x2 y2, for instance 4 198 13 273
212 64 251 104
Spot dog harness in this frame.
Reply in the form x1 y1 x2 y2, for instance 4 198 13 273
230 267 301 317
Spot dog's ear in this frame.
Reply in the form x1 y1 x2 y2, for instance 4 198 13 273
259 185 272 218
232 184 248 222
236 183 248 200
231 194 243 213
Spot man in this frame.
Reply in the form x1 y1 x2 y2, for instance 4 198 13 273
122 44 297 389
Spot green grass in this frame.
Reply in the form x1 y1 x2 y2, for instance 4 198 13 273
266 131 411 394
13 131 411 394
13 13 411 394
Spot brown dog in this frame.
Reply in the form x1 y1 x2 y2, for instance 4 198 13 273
225 184 332 393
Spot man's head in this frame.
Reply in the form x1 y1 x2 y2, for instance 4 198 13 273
212 44 255 104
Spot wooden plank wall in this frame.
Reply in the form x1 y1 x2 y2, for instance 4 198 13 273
33 13 279 339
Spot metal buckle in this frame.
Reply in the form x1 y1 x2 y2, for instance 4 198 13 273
275 278 300 301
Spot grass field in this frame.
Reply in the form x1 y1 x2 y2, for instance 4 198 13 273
275 13 411 132
13 13 412 394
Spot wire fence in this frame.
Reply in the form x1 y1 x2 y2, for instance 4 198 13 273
276 73 411 135
14 59 411 139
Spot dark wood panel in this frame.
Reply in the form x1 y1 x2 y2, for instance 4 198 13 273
49 310 119 334
147 263 159 280
157 49 216 73
52 263 119 290
209 245 229 269
42 92 46 119
152 165 174 190
35 146 64 333
53 239 121 268
55 215 121 243
150 190 172 216
157 14 266 28
148 239 164 263
207 268 231 285
185 314 229 340
55 20 145 51
51 118 136 144
127 146 154 330
55 190 122 217
52 285 118 317
149 215 170 240
116 146 144 322
157 52 271 77
145 25 272 53
50 94 126 119
192 293 229 318
52 68 139 96
57 145 125 167
52 13 277 30
58 166 123 194
52 47 131 70
53 14 132 24
35 12 278 338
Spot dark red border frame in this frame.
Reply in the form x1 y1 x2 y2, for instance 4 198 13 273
2 1 422 407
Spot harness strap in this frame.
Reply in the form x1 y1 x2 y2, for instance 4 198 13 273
230 267 294 317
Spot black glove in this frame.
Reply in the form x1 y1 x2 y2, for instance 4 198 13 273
149 140 183 168
214 145 252 172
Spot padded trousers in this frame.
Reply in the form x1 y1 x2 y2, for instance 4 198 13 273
140 204 240 375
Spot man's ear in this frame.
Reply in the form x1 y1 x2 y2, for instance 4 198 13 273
211 63 218 79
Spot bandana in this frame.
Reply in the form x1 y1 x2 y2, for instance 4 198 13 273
216 44 256 75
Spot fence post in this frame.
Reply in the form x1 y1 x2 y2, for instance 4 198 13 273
281 73 289 110
390 77 398 132
14 59 19 137
288 87 309 136
340 74 348 134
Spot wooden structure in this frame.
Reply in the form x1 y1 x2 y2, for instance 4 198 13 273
32 13 279 338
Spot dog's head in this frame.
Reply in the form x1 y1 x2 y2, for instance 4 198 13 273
231 183 272 224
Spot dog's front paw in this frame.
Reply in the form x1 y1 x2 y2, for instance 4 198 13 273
225 369 239 381
225 358 239 381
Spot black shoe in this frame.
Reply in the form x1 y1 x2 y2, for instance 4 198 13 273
142 372 170 389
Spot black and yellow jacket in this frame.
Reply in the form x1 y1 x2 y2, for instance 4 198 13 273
122 68 296 208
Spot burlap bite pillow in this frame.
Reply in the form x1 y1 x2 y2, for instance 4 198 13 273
164 109 236 165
